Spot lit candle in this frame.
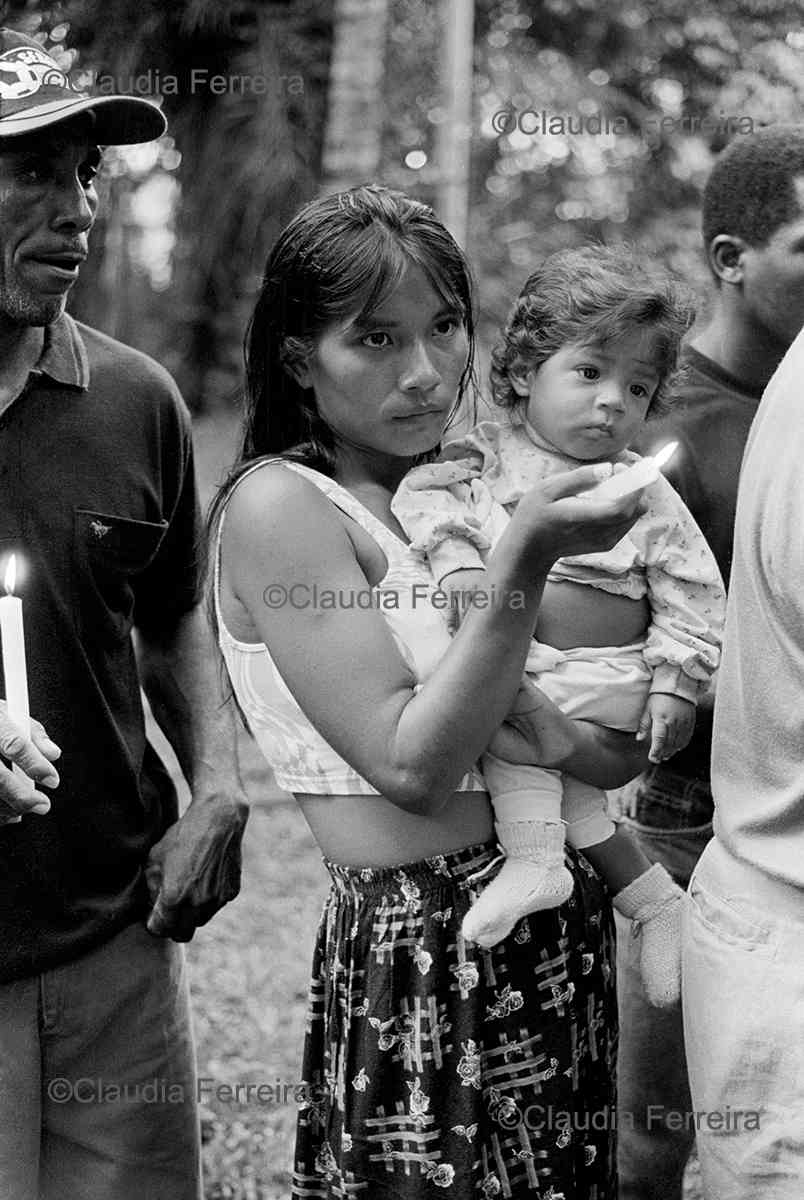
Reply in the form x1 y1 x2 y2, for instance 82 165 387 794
0 555 32 801
586 441 679 502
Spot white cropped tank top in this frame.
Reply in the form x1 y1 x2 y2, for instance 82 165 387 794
214 458 486 796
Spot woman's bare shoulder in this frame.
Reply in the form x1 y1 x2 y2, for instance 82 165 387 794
220 460 357 591
224 460 343 537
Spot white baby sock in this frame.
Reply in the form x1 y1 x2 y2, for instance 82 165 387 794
462 819 574 948
612 862 684 1008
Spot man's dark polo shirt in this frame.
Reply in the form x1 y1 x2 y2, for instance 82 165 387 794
0 313 202 981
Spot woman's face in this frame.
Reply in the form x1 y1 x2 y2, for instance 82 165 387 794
296 262 470 460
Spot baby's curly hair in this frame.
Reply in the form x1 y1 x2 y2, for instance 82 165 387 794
490 244 695 419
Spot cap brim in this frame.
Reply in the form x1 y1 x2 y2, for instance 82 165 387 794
0 94 166 143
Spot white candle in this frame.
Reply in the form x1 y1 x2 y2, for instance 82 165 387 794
586 441 679 502
0 555 32 801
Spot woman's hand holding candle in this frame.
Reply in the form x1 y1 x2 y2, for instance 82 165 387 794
582 442 679 503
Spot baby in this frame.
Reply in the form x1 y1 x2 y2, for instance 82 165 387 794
391 246 726 1006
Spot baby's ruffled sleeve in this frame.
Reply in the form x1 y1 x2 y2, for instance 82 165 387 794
391 454 509 584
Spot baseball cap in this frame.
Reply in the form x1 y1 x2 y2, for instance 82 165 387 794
0 28 166 143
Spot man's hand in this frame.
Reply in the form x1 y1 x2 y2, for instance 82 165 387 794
442 567 488 635
636 693 696 764
0 703 61 826
135 607 250 941
145 793 248 941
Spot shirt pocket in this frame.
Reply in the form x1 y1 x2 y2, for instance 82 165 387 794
74 509 168 646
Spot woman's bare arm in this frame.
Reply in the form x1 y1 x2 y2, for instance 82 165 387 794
488 677 651 788
223 463 643 815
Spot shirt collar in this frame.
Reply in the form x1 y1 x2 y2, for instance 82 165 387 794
31 312 90 390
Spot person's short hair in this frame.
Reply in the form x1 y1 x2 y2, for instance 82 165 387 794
490 244 695 418
702 125 804 250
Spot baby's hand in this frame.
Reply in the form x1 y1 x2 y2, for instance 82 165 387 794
441 568 488 634
636 693 696 764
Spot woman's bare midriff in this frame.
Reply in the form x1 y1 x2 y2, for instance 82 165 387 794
536 578 650 650
296 789 494 867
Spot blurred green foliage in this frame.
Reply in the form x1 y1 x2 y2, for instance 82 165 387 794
2 0 329 408
2 0 803 405
385 0 804 343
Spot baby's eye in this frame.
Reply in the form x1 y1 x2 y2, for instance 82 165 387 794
630 383 650 398
361 331 392 349
576 365 599 380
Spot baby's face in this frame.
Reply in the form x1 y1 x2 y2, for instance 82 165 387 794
512 329 661 461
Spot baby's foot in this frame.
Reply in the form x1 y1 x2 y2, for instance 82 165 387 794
462 820 573 948
613 863 683 1007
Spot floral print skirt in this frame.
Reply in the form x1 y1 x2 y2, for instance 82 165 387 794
291 840 617 1199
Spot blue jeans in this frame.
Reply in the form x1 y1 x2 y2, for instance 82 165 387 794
0 920 202 1200
613 769 713 1200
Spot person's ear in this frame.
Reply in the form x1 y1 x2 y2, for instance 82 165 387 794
508 366 533 398
707 235 746 285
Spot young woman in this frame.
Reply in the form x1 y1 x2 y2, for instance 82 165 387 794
210 186 648 1198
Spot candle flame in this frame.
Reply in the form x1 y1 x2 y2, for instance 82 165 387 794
653 441 678 471
3 555 15 597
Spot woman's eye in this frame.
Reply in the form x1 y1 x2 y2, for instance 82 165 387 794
433 316 460 337
79 164 99 188
361 331 392 349
577 366 599 380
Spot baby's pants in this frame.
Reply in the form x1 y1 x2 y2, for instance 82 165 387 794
483 641 651 848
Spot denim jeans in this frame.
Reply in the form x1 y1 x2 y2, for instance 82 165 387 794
613 768 713 1200
682 837 804 1199
0 920 202 1200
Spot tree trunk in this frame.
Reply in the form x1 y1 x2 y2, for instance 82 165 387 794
321 0 389 192
435 0 475 247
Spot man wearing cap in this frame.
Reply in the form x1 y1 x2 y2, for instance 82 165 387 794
0 29 248 1200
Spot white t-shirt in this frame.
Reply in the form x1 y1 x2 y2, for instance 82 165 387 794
712 326 804 887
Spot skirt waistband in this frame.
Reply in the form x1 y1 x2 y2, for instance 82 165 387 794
323 839 504 897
